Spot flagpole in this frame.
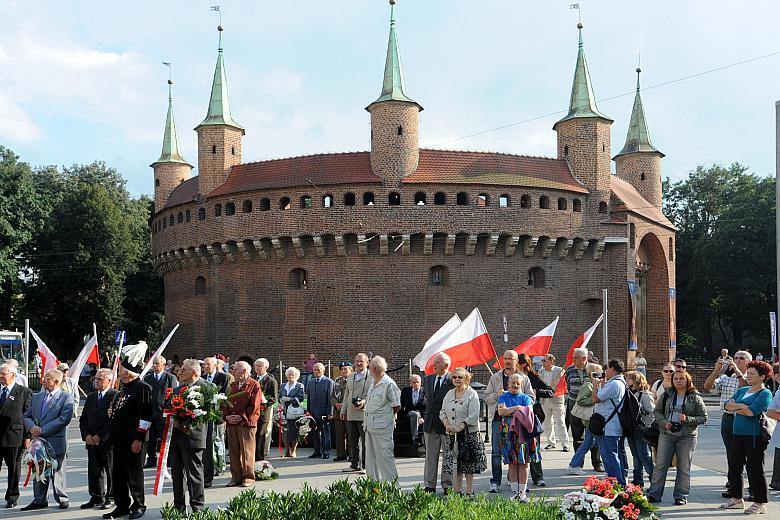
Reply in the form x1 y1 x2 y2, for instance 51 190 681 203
602 289 609 361
23 319 29 379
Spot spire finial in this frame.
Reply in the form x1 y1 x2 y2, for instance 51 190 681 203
615 65 663 158
636 50 642 91
153 63 192 167
390 0 396 25
211 5 223 50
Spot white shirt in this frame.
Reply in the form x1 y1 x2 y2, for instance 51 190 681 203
0 381 16 395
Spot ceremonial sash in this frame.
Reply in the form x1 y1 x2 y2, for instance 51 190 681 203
153 413 173 495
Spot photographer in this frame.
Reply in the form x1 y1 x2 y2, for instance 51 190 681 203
647 370 707 506
341 353 370 473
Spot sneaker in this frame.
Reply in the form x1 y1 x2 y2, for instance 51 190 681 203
517 492 529 503
536 480 546 487
567 465 586 475
489 483 499 494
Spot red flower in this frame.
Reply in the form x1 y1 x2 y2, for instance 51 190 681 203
622 503 640 520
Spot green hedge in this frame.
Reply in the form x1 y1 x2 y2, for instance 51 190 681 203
162 478 562 520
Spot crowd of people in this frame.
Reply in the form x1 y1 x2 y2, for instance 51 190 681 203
1 346 780 516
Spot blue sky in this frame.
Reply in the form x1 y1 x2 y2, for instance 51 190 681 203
1 0 778 197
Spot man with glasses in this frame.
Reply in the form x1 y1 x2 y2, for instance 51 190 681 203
674 359 687 372
79 369 118 510
565 348 603 473
705 350 751 496
142 356 177 469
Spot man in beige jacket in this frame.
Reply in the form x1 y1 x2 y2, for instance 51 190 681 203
340 353 371 473
484 350 534 493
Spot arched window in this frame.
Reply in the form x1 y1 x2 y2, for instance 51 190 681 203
289 268 307 289
260 198 271 211
344 192 356 206
573 199 582 212
564 145 569 156
195 276 206 295
198 208 206 221
539 196 549 209
499 194 510 207
155 178 160 187
323 194 334 208
214 204 222 217
641 172 646 181
231 146 236 156
669 237 674 261
363 192 375 205
301 195 312 209
528 267 545 289
185 209 191 222
599 201 608 214
388 192 401 206
162 218 167 229
434 192 446 205
558 197 567 210
211 145 217 154
169 215 175 226
520 195 531 208
397 125 403 136
225 202 235 216
242 200 252 213
280 197 291 210
477 193 489 207
414 192 426 205
430 265 448 287
177 212 183 223
456 192 468 205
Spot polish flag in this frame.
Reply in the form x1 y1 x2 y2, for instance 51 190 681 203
494 317 559 369
67 334 100 381
554 314 604 396
419 309 496 374
29 328 59 374
413 314 462 371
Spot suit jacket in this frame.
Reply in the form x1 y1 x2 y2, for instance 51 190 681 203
79 388 119 444
341 371 371 422
422 373 454 434
203 371 229 394
0 384 33 447
222 378 263 427
306 376 334 418
143 370 178 419
254 373 278 425
24 389 74 455
400 386 426 415
169 378 211 450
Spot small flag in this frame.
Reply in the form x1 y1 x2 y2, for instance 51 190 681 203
494 317 559 369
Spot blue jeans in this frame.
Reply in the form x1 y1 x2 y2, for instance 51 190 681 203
626 433 653 485
596 435 626 486
490 421 503 485
569 427 596 468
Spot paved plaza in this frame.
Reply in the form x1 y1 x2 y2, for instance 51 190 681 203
4 406 778 519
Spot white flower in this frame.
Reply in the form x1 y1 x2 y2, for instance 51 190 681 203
212 394 228 405
193 409 207 417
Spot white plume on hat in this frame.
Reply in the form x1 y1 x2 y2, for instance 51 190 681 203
122 341 148 369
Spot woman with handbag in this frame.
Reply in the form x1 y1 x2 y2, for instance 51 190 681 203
625 371 655 488
279 367 306 458
439 368 486 496
768 365 780 493
518 353 554 487
721 360 773 514
647 370 707 506
566 378 596 474
498 373 541 502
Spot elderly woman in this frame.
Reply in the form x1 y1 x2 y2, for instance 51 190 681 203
279 367 305 458
721 360 773 514
363 356 401 481
498 373 540 502
439 368 486 496
625 370 655 488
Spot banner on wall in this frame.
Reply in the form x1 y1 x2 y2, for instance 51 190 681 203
627 280 638 351
669 288 677 349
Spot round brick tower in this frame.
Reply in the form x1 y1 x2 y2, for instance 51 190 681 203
151 79 192 212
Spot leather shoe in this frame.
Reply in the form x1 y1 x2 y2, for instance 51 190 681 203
143 460 156 469
674 498 687 506
721 492 732 498
308 453 322 458
21 502 48 511
322 453 330 459
81 501 98 509
103 508 131 519
423 487 436 493
204 482 212 489
5 500 16 509
59 502 70 509
129 508 146 519
647 496 660 504
333 456 347 462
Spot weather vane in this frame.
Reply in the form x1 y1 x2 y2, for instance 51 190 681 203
211 5 222 27
162 62 172 83
569 3 582 23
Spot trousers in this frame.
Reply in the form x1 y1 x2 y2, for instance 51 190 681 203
423 431 453 490
226 425 256 484
771 448 780 490
112 442 146 512
255 414 274 461
346 420 366 469
32 452 68 504
204 422 224 485
406 411 422 441
490 421 503 485
648 433 696 500
626 433 653 485
312 417 331 456
566 399 600 468
541 398 569 446
169 441 205 511
0 446 22 502
87 444 113 501
146 416 163 463
364 428 397 481
727 435 768 504
595 435 626 486
332 417 348 458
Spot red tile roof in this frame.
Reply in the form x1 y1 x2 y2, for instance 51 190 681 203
610 176 675 230
165 177 199 209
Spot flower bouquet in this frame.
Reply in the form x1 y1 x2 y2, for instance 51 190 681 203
295 412 317 443
164 384 223 432
561 476 658 520
254 460 279 481
21 438 58 486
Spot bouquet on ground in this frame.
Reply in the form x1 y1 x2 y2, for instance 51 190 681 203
254 460 279 481
164 383 223 432
561 476 657 520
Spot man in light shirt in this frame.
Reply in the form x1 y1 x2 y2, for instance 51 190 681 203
539 354 568 451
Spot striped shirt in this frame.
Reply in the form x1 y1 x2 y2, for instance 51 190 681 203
565 364 597 401
714 373 744 414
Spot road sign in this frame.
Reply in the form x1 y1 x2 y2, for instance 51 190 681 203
115 330 125 345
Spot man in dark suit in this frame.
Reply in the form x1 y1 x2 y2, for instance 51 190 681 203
22 368 74 511
142 356 177 468
252 358 278 461
399 374 426 445
79 368 118 510
422 353 454 493
201 356 228 487
306 363 334 459
168 359 213 514
0 363 33 509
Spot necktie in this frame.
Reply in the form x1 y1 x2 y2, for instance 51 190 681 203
41 393 51 416
434 377 441 394
0 387 8 406
97 391 103 405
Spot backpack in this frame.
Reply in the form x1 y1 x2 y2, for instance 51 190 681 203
618 382 642 436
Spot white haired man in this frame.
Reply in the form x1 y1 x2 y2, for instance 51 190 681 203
0 363 33 508
341 353 371 472
539 354 569 452
306 363 334 458
363 356 401 481
565 347 603 472
252 358 278 461
399 374 425 446
422 352 455 492
222 361 263 487
3 359 27 388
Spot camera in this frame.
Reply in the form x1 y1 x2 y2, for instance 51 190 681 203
669 421 682 433
592 372 604 379
352 397 364 409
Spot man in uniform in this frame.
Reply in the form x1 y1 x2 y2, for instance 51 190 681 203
252 358 278 461
143 356 177 469
330 362 352 462
341 353 371 473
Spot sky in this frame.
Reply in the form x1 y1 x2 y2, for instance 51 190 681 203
1 0 778 197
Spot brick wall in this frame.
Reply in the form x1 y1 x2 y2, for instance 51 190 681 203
615 153 663 209
556 118 612 195
369 101 420 185
153 162 192 212
197 126 243 195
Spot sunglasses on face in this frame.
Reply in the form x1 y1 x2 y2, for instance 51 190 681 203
734 356 747 360
663 369 674 373
452 376 464 380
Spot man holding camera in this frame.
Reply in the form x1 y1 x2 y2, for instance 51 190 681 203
341 353 371 472
591 359 627 486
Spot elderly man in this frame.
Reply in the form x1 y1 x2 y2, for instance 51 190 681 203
422 352 455 493
330 362 353 462
56 362 79 418
565 347 603 472
400 374 425 445
539 354 569 451
592 359 627 485
484 350 535 493
3 359 28 388
79 369 118 510
222 361 263 487
202 356 228 487
306 363 334 459
341 353 371 473
169 360 213 514
0 363 32 509
363 356 401 481
252 358 278 461
22 368 74 511
143 356 177 469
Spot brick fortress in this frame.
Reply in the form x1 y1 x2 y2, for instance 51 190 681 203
150 4 676 372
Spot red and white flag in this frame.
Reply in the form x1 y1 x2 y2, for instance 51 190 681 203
413 314 462 371
417 309 496 374
554 314 604 396
494 317 559 369
29 328 59 373
67 334 100 381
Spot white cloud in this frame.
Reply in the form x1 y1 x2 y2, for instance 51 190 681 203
0 90 42 142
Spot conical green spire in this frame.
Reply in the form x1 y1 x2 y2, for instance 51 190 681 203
554 23 612 128
196 26 244 133
615 68 664 157
366 1 422 111
153 80 192 166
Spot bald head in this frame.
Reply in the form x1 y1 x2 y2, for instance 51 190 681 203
502 350 519 372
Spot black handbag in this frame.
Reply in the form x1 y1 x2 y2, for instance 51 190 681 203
759 413 775 443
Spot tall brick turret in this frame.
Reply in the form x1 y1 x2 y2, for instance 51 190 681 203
366 0 423 186
553 23 613 202
614 68 664 209
151 79 192 212
196 25 244 196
